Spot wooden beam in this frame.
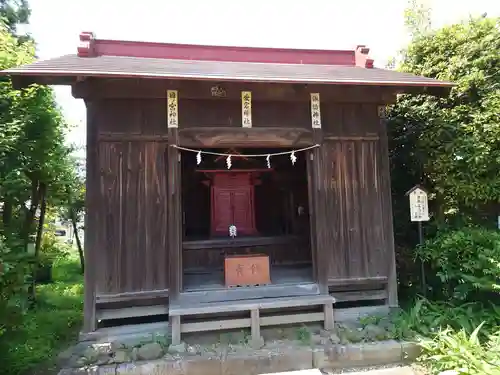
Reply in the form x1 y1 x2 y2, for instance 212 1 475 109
98 134 169 142
328 276 388 286
178 127 314 148
332 289 388 303
174 283 320 305
179 312 326 334
169 294 334 316
95 289 169 304
182 235 301 250
72 78 397 103
96 305 168 321
323 135 380 141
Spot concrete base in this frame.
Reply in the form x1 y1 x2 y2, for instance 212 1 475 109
58 340 420 375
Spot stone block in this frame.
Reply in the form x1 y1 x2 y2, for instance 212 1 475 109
360 340 403 366
222 352 272 375
58 366 99 375
223 347 313 375
401 341 422 362
312 348 327 368
98 366 117 375
181 357 222 375
313 341 404 369
116 360 179 375
137 342 164 360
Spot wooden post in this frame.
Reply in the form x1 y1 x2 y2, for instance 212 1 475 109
377 106 398 307
323 302 334 330
170 315 181 345
167 129 182 299
82 100 98 333
310 128 329 294
250 309 263 349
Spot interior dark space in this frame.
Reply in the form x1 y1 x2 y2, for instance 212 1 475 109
181 148 310 240
180 148 314 290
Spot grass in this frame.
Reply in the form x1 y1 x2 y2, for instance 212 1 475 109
0 252 84 375
392 298 500 374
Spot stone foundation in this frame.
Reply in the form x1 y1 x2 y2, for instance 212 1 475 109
58 340 420 375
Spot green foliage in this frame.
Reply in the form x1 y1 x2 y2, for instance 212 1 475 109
0 0 30 35
416 227 500 301
38 227 71 266
389 14 500 299
389 16 500 223
393 298 500 374
0 234 31 336
419 325 500 375
0 16 81 355
0 252 83 375
295 326 312 345
391 299 500 341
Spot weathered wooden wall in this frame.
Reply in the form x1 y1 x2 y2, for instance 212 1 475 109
91 100 169 296
318 103 396 304
81 79 398 321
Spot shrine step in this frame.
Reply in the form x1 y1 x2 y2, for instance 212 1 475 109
176 282 320 304
169 294 334 316
169 294 335 345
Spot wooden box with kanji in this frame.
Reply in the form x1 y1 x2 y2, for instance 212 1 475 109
224 254 270 287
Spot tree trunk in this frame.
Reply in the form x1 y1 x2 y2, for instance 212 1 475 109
30 182 47 304
22 179 41 249
70 209 84 274
2 200 13 228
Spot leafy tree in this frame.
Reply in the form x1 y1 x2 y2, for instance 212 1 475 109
389 16 500 228
0 0 30 35
0 20 78 308
388 3 500 296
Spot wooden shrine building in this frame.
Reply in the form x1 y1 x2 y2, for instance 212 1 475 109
2 33 453 343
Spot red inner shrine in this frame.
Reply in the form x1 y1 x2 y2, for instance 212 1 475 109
209 172 257 236
200 168 274 236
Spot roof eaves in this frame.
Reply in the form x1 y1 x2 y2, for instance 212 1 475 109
0 68 455 88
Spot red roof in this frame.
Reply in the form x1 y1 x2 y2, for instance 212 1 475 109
1 32 453 92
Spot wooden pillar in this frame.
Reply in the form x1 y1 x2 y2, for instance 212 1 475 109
82 100 98 334
323 302 334 330
170 315 181 345
377 106 398 307
308 129 329 294
167 129 182 300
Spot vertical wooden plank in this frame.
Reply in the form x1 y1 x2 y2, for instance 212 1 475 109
378 107 398 307
145 142 169 291
167 129 182 299
97 142 123 294
336 141 348 279
82 100 98 333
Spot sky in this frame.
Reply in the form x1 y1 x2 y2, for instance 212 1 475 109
22 0 500 150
